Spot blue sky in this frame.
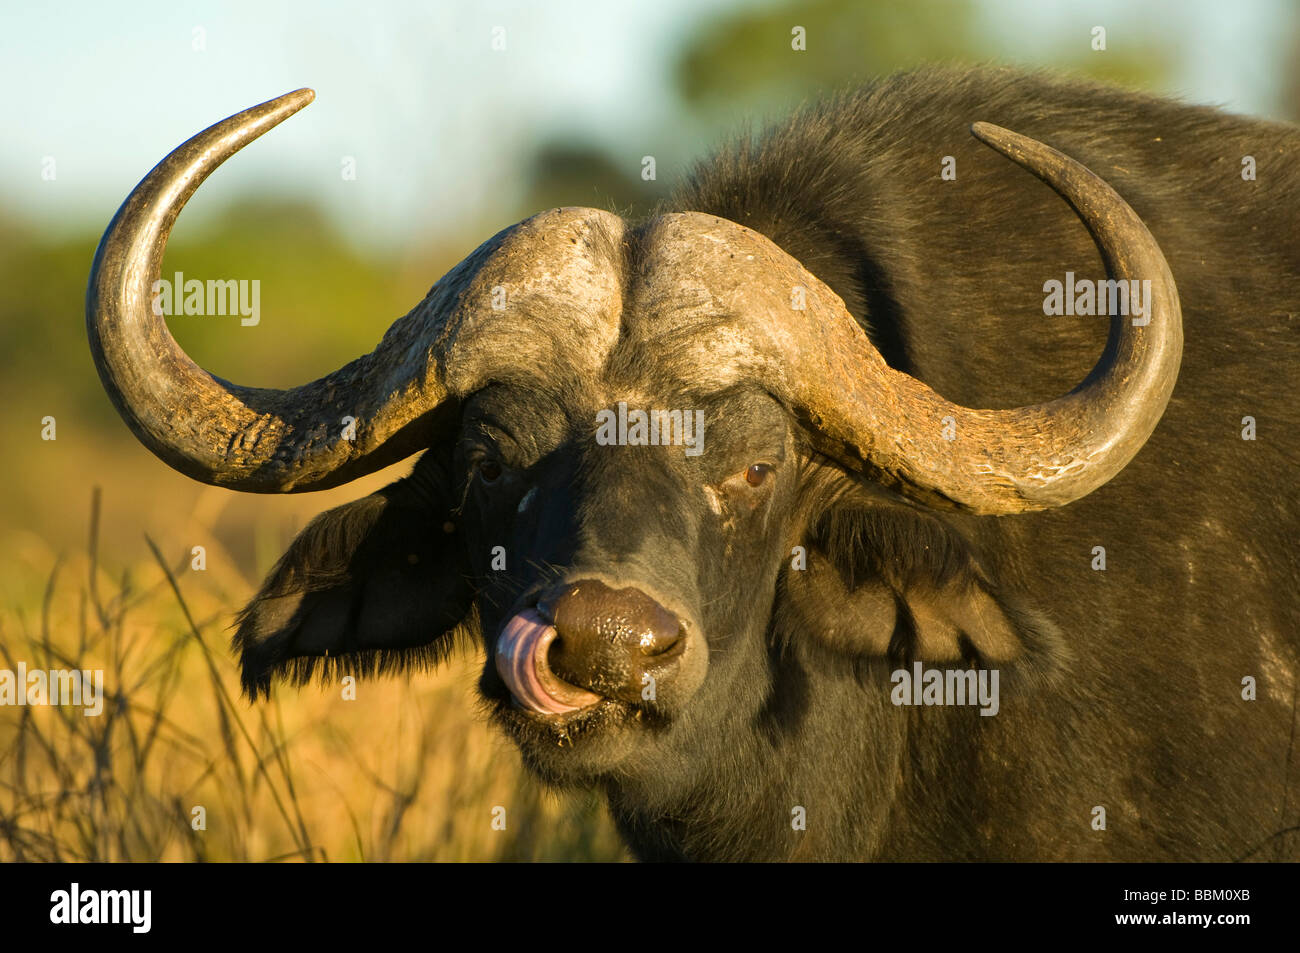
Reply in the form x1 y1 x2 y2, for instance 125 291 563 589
2 0 1292 248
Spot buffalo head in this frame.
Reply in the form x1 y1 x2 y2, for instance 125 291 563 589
86 89 1181 792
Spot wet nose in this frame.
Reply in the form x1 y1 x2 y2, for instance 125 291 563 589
538 580 684 699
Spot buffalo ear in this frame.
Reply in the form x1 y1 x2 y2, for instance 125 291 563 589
778 490 1067 683
234 452 475 699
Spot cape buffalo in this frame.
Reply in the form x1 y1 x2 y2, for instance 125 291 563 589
87 67 1299 861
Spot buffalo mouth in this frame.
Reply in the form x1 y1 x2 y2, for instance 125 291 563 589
492 606 688 725
495 609 604 717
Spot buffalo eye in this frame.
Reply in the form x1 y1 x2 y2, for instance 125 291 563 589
744 463 773 488
476 460 503 484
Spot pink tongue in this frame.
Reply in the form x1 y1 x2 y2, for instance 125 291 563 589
495 610 601 714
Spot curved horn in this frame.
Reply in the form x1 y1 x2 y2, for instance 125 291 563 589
89 91 627 493
87 90 457 492
763 122 1183 514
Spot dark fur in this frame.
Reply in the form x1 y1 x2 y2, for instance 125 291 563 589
236 67 1300 861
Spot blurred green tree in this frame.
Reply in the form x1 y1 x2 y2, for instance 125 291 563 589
674 0 1177 116
519 0 1183 222
519 141 669 222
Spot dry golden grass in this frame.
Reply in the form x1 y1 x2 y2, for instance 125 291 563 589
0 491 627 862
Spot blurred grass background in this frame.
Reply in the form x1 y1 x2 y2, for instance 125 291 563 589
2 0 1297 861
0 490 625 861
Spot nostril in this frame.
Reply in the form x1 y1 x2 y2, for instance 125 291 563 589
636 620 684 657
535 594 558 625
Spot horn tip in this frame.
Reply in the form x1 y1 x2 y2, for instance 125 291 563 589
284 87 315 106
969 120 1010 145
969 121 1035 164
